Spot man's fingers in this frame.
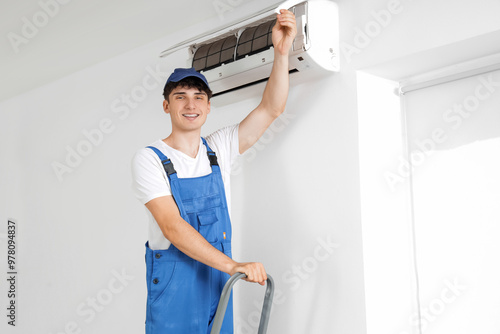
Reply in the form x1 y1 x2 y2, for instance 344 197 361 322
275 10 297 37
277 12 295 25
237 262 267 285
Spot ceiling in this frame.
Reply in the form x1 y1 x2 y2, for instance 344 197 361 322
1 0 279 102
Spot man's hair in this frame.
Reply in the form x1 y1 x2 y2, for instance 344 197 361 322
163 76 213 102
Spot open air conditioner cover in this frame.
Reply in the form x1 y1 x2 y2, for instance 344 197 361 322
160 0 339 97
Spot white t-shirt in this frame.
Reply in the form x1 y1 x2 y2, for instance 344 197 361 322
131 124 241 250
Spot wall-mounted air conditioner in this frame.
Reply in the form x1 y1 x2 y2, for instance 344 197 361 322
159 0 339 97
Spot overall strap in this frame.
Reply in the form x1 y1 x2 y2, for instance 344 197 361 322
146 146 185 217
201 137 219 168
201 138 228 210
146 146 177 179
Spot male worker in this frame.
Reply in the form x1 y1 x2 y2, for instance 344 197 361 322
131 9 296 334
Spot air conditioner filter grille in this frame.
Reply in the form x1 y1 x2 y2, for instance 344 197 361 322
193 35 237 72
236 19 275 60
193 18 276 72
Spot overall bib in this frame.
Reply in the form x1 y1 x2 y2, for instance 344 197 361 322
145 138 233 334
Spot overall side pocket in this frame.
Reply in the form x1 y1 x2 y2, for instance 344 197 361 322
149 261 177 306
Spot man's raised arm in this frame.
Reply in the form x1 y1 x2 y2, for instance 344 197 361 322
238 9 297 154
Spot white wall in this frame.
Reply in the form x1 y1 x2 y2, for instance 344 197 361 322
345 0 500 69
1 0 500 333
357 72 418 334
0 46 167 334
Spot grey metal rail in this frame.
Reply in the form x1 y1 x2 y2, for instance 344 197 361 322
210 272 275 334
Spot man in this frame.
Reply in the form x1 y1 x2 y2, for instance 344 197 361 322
131 9 296 334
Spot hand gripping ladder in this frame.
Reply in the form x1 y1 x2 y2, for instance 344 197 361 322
210 272 275 334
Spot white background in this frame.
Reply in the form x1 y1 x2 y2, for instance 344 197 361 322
1 0 500 333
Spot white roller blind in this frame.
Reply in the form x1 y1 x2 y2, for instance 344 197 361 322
402 68 500 333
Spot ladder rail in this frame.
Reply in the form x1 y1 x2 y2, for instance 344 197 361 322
210 273 275 334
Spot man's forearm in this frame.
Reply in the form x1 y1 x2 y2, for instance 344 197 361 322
164 217 266 284
260 51 290 116
147 196 267 284
164 217 236 274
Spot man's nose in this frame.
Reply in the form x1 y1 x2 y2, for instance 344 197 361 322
185 97 196 109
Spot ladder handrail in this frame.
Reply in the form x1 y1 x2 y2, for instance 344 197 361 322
210 272 275 334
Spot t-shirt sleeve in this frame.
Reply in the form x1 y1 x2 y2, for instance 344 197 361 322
204 124 241 170
131 147 171 205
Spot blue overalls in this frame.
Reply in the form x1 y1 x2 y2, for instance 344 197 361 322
145 138 233 334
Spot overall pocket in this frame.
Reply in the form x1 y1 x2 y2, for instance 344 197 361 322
149 261 176 306
197 210 219 243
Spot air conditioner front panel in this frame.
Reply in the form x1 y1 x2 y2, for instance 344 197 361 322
204 48 275 91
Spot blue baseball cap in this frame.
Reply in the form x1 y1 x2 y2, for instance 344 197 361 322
164 67 210 90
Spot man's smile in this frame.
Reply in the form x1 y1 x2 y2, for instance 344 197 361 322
182 113 200 120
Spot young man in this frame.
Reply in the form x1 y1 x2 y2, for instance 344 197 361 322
131 9 296 334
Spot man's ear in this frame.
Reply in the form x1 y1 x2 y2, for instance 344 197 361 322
207 100 211 114
163 99 169 114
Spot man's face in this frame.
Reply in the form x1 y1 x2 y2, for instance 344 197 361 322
163 86 211 132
